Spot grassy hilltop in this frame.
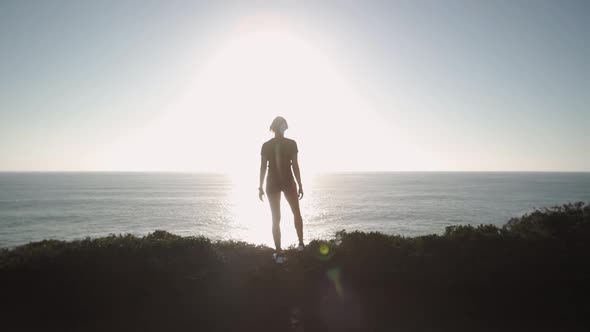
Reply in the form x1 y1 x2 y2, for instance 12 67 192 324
1 202 589 331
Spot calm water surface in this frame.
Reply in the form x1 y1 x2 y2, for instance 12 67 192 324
0 172 589 247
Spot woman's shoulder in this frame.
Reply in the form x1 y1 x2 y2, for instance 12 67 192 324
262 137 296 146
285 138 298 151
261 138 275 151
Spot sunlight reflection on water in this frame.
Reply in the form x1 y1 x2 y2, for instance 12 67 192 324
226 175 307 248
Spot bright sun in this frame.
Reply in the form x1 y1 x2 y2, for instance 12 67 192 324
116 17 387 176
190 22 361 178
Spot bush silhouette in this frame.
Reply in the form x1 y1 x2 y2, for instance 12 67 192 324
1 202 588 331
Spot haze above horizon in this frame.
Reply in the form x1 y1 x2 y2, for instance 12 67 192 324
1 0 589 173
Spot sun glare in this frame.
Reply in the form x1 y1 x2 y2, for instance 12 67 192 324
104 16 422 243
112 16 398 174
103 16 410 244
191 23 358 176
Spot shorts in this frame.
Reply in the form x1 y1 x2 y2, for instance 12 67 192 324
266 177 297 194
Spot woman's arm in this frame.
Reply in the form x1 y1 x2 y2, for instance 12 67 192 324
292 153 304 200
259 154 268 201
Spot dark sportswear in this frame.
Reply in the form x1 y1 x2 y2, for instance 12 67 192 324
261 137 298 193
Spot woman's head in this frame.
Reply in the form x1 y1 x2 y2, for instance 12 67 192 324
269 116 288 135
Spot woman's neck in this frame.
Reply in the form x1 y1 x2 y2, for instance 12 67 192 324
274 133 284 138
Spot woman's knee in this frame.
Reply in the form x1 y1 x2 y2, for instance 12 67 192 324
272 220 281 232
272 214 281 224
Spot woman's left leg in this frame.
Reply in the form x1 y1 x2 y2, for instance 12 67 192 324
284 186 303 245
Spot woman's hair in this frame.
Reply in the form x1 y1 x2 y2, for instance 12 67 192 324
269 116 288 134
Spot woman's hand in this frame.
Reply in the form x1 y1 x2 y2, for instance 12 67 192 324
258 187 265 201
298 187 304 200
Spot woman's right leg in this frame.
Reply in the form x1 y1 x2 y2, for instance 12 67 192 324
267 191 282 252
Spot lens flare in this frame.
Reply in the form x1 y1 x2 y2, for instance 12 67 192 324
327 267 344 297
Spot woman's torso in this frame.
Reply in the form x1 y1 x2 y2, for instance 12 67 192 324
261 137 298 190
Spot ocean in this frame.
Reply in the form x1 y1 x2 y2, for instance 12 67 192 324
0 172 589 248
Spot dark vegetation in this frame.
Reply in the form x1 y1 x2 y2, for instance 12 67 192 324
1 202 589 331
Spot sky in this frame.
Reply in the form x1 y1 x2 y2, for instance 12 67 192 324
1 0 589 173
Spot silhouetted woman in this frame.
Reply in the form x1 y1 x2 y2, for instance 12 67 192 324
259 116 304 263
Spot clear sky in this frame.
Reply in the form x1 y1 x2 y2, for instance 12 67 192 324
1 0 588 173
